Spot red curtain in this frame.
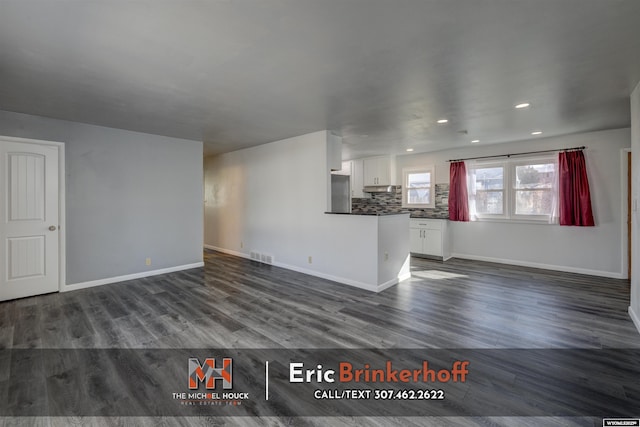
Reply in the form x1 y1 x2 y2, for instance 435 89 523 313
559 151 595 226
449 161 469 222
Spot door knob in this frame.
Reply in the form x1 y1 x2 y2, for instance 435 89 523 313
49 226 57 231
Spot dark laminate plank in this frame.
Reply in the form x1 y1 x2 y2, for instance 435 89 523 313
0 250 638 426
11 304 42 349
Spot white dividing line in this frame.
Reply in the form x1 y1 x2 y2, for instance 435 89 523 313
265 361 269 400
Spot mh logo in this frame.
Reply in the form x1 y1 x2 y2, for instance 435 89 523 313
188 357 233 390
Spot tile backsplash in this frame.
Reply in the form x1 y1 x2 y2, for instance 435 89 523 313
352 184 450 218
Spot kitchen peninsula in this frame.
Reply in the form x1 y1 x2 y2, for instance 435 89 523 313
323 211 411 292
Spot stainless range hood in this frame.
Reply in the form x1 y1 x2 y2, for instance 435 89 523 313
363 185 401 193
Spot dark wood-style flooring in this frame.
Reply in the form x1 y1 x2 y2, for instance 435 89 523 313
1 250 639 426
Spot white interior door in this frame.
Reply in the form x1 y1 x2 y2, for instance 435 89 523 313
0 140 59 301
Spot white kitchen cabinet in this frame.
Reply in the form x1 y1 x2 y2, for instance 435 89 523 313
410 228 424 253
351 159 365 198
331 160 366 198
331 161 351 176
363 156 396 186
409 219 450 260
326 132 342 171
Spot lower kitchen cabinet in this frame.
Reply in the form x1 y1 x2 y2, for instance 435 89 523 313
409 219 450 260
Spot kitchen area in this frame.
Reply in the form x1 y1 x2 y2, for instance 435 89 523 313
328 147 451 263
322 132 451 292
206 130 451 294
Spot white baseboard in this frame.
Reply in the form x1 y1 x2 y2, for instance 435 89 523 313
204 245 409 292
63 262 205 292
630 306 640 336
377 271 412 292
205 245 251 260
273 261 380 292
450 252 624 279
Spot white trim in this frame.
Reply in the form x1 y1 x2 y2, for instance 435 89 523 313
621 149 631 280
450 252 625 279
204 245 408 292
378 271 412 292
58 143 66 293
629 305 640 336
0 135 67 293
470 157 557 222
205 244 247 259
63 262 204 292
402 165 435 209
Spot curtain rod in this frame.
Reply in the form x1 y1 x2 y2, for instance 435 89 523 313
447 146 586 163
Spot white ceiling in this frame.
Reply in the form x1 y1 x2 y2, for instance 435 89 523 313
1 1 639 158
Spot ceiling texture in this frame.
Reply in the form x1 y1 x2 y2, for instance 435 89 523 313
1 0 640 158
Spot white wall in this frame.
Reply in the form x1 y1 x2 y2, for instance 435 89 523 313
396 128 630 278
204 130 409 291
377 214 411 286
630 83 640 332
0 110 204 287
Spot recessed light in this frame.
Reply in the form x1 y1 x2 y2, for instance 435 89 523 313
531 131 542 135
515 103 530 109
406 148 414 152
437 119 448 124
471 140 480 143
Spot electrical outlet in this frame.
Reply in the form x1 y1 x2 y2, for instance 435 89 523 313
145 257 152 266
240 241 244 248
384 252 389 261
308 256 312 264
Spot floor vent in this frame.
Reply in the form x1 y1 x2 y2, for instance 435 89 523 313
250 251 273 265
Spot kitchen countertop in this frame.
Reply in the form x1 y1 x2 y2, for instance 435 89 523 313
409 215 449 220
324 212 410 216
325 212 449 219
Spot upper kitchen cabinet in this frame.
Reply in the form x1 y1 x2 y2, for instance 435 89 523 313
331 161 351 176
326 132 343 171
330 160 366 198
363 156 396 186
351 159 365 198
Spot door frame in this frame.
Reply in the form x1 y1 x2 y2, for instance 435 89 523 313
622 148 631 280
1 135 66 293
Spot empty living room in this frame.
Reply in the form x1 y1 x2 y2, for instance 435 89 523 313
1 1 640 426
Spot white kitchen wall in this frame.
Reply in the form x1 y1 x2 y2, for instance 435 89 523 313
0 109 204 287
396 128 631 278
204 130 409 291
630 83 640 333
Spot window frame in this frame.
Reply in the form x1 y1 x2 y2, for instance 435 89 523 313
469 155 557 223
510 157 557 222
402 166 435 209
470 161 507 220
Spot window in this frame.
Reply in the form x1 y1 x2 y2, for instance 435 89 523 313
512 162 555 219
402 166 434 208
469 157 557 222
473 164 505 217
